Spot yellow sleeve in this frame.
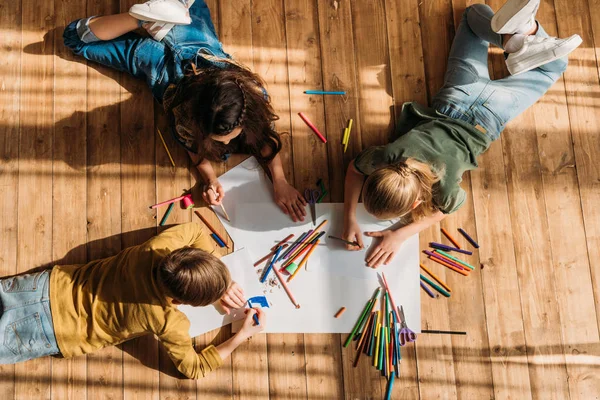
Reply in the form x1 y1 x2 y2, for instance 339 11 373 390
149 222 214 253
158 309 223 379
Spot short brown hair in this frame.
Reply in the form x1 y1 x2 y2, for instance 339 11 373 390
158 248 231 307
363 158 440 221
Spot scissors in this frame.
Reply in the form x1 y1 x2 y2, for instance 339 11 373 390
398 306 417 346
304 188 320 225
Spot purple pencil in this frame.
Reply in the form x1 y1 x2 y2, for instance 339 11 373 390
429 242 473 256
420 281 436 298
458 228 480 248
281 230 313 260
423 250 466 271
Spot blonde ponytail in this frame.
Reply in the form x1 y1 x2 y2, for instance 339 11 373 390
363 158 440 221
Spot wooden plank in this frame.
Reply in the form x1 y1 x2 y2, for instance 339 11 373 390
118 1 159 398
84 1 125 400
16 0 54 397
549 0 600 397
51 0 88 396
0 0 20 395
316 0 361 202
195 328 233 400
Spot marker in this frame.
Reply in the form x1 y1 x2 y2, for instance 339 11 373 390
458 228 480 248
304 90 346 95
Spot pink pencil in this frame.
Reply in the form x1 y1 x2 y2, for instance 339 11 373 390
273 261 300 309
298 112 327 143
150 194 190 209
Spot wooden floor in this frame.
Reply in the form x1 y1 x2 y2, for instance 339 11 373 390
1 0 599 398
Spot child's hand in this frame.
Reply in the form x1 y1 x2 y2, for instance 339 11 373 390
364 229 406 268
273 179 307 222
203 180 225 206
238 308 266 339
220 282 245 314
343 219 364 250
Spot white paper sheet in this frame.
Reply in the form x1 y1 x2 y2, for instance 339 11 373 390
233 203 420 333
179 248 265 338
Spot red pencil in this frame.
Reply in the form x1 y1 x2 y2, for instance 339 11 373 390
298 112 327 143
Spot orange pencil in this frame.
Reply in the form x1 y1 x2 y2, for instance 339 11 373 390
441 228 461 249
420 263 452 292
194 211 229 248
288 240 319 282
428 256 469 276
286 220 328 261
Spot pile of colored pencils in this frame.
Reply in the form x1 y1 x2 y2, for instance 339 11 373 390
345 277 404 397
420 227 479 298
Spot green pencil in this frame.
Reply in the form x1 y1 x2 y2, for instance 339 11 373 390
344 294 376 347
435 249 474 270
159 202 175 226
420 274 451 297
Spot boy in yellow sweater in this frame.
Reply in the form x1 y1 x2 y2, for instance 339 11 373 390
0 223 265 379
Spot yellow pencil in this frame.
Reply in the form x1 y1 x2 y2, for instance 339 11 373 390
288 240 319 282
156 129 176 168
285 219 328 261
344 119 353 153
342 127 349 145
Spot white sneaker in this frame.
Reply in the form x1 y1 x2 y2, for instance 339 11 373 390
506 34 582 75
492 0 540 34
143 0 194 41
129 0 191 25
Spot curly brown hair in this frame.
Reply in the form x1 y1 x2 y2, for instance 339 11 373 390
165 64 282 163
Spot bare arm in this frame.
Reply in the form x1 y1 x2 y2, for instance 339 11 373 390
267 153 307 222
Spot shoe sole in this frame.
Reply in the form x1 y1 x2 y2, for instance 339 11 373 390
491 0 537 34
129 9 191 25
507 35 582 75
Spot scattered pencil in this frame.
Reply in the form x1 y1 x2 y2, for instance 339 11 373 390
151 194 190 209
434 249 474 270
288 239 320 282
159 202 175 226
428 256 469 276
423 250 466 271
272 259 301 309
458 228 480 248
281 231 311 260
335 307 346 318
271 234 294 251
327 235 360 247
260 245 283 283
429 242 473 255
298 112 327 143
441 228 461 249
344 288 380 347
211 233 226 248
420 274 451 297
194 211 229 249
421 281 436 298
384 371 395 400
254 244 289 267
344 119 353 153
304 90 346 95
419 263 451 292
342 127 349 146
421 330 467 335
156 128 176 168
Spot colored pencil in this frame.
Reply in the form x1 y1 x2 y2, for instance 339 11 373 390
368 311 378 356
419 263 452 292
283 231 314 260
458 228 479 248
344 298 374 348
272 234 294 251
429 242 473 255
353 312 375 367
421 330 467 335
260 246 283 283
344 119 353 153
194 211 229 248
381 272 400 320
304 90 346 95
159 202 175 226
428 256 469 276
316 190 327 203
342 127 349 145
420 281 436 298
435 249 475 270
385 373 395 400
284 231 325 269
210 233 226 248
286 220 328 260
432 250 473 270
357 310 375 350
272 258 301 308
151 194 187 209
441 227 461 249
156 128 176 168
355 294 378 341
298 112 327 143
423 250 466 271
254 244 289 267
327 235 360 247
420 274 451 297
248 300 260 326
288 239 319 282
282 243 313 271
281 231 310 260
207 185 231 222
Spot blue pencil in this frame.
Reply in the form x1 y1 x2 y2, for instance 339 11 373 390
260 246 283 283
385 373 395 400
248 300 260 326
211 233 226 248
458 228 480 248
429 242 473 255
304 90 346 95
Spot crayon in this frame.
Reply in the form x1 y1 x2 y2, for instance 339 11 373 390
335 307 346 318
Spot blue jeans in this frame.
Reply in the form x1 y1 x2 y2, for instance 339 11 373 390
0 270 60 364
63 0 231 101
432 4 568 140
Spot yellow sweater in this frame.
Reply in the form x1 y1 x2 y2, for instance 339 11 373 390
50 223 223 379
